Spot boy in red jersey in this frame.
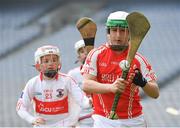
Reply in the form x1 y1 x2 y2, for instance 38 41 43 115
81 11 159 127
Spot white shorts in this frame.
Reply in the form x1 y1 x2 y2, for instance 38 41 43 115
76 109 94 128
92 114 147 128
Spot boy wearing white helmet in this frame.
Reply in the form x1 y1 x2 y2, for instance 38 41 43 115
74 40 87 65
16 45 91 127
81 11 159 127
34 45 61 77
68 40 94 128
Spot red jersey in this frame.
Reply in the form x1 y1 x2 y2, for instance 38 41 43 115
81 43 157 119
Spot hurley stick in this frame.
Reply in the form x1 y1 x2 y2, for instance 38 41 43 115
76 17 97 53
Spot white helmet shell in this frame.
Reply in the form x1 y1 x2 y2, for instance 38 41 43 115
106 11 129 28
34 45 60 64
108 11 129 20
74 40 85 53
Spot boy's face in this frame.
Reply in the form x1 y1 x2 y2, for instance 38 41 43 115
40 54 59 73
78 47 87 64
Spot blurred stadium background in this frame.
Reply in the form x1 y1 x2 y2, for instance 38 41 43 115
0 0 180 127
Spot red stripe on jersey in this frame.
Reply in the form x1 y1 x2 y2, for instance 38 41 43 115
33 96 68 115
16 99 23 111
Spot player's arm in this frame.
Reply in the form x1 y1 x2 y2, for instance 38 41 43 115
132 69 159 99
16 82 45 125
16 83 36 124
17 108 45 126
83 74 110 93
83 74 129 94
67 77 91 109
142 80 159 98
16 98 36 124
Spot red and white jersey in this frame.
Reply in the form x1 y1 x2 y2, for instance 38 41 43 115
68 67 94 123
81 43 157 119
68 66 83 89
16 72 89 127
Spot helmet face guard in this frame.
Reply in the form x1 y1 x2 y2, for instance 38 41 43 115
106 11 129 51
107 28 129 51
40 55 59 78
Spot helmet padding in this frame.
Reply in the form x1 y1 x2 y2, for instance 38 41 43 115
34 45 60 64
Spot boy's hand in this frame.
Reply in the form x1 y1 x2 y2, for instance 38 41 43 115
132 68 147 87
32 117 46 126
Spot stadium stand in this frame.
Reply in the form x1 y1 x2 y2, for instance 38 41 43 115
0 0 65 59
0 0 180 127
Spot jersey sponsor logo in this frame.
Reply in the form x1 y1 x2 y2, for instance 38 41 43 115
33 96 68 115
38 103 64 113
101 73 120 83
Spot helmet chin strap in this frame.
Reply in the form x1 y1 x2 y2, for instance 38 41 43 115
44 69 58 78
107 31 129 51
109 45 128 51
108 40 128 51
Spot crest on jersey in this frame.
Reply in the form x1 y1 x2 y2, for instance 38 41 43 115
56 89 64 98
